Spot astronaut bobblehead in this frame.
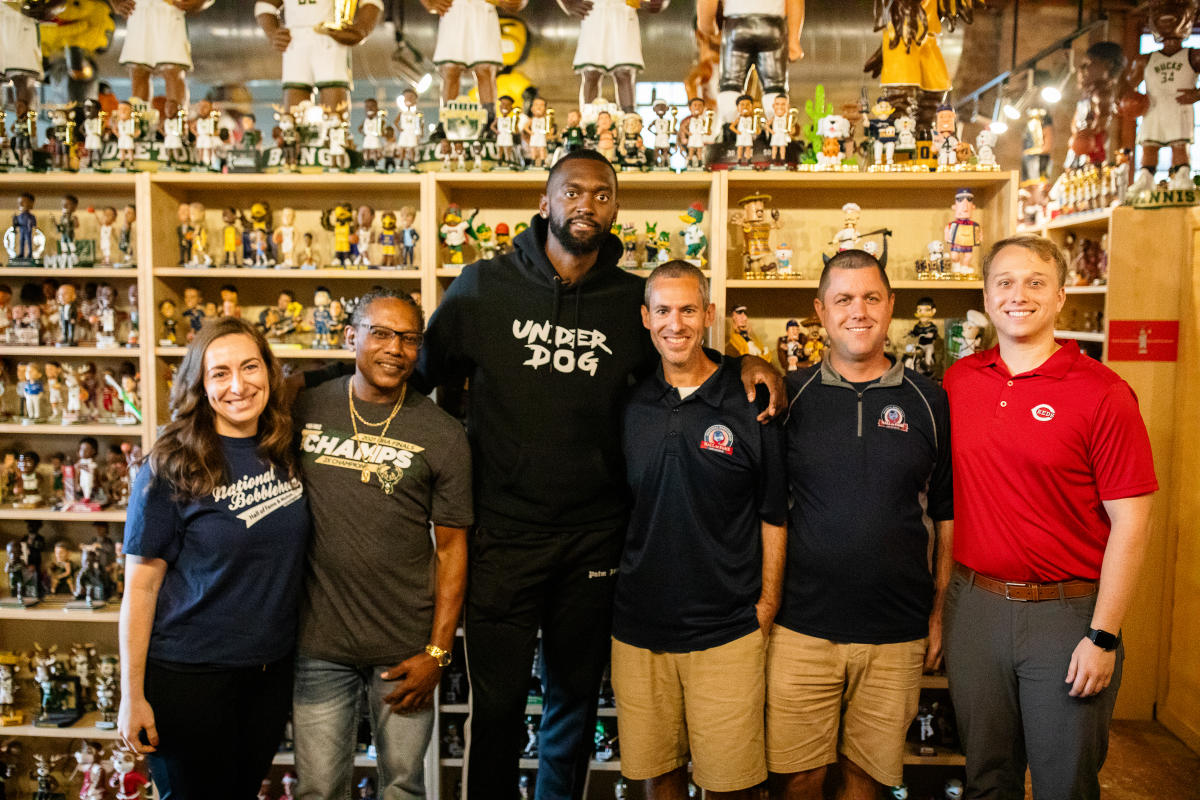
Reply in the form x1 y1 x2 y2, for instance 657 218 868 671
255 0 383 110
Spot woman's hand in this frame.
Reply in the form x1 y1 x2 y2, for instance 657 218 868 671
118 693 159 753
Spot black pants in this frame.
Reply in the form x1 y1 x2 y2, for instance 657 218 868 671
720 15 788 94
462 526 623 800
144 656 294 800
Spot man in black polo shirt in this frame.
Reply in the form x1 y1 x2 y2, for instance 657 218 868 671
766 250 953 800
612 260 787 798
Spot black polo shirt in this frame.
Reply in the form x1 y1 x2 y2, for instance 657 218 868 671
613 355 788 653
777 356 953 644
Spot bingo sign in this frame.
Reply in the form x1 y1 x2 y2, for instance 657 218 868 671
1107 320 1179 362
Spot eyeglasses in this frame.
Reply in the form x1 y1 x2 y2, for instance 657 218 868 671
358 324 423 348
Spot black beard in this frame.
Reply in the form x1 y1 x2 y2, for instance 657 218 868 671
548 212 608 256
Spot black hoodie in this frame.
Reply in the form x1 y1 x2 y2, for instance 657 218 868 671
418 214 656 532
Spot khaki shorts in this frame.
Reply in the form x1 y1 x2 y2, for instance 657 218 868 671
765 627 926 786
611 631 767 791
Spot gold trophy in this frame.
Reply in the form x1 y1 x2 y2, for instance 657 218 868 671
667 105 679 135
699 109 715 137
546 108 556 136
752 106 766 136
316 0 357 33
785 108 800 138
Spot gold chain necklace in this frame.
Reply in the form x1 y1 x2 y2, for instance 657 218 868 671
348 379 406 488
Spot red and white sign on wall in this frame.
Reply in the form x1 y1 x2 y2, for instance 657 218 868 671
1107 320 1180 362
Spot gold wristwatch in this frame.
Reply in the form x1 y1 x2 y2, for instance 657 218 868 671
425 644 452 667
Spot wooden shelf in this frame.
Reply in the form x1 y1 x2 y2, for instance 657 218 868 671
1045 207 1113 231
0 267 138 278
1055 329 1106 342
903 742 966 766
0 422 142 436
0 599 119 622
1064 285 1108 295
153 267 421 278
436 267 463 278
725 279 983 290
156 345 353 359
0 711 120 739
0 508 125 521
725 170 1013 189
0 346 140 357
147 172 422 189
0 174 136 189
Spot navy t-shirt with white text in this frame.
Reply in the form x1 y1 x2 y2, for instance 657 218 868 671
124 436 310 666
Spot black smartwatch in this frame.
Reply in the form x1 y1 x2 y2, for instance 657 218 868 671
1087 628 1120 651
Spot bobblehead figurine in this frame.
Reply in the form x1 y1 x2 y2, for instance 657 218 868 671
255 0 383 111
866 0 982 132
558 0 667 113
698 0 805 126
733 94 763 165
678 96 715 169
678 203 708 265
944 188 981 279
647 100 676 168
493 95 522 168
730 192 782 276
522 97 555 169
395 88 423 171
0 3 44 115
423 0 527 112
1123 0 1200 195
725 304 769 360
114 0 210 119
81 100 107 170
1065 41 1126 169
904 296 941 378
765 94 798 166
932 103 959 170
360 97 386 169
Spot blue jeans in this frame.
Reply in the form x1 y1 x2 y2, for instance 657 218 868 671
293 655 434 800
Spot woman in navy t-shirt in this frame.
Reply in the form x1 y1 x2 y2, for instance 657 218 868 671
119 316 310 799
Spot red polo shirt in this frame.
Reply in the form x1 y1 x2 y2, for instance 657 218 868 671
944 341 1157 582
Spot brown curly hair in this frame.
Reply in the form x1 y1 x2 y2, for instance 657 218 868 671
148 317 296 501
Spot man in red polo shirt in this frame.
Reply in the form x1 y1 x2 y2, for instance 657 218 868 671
943 234 1156 800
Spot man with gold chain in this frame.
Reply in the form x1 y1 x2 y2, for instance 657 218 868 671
290 288 472 800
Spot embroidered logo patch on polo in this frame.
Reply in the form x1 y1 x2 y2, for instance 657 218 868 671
700 424 734 455
1031 403 1056 422
878 405 909 432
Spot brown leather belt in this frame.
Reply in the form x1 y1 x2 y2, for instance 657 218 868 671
955 563 1097 602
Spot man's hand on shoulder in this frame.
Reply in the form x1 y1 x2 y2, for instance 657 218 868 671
1065 637 1116 698
739 355 785 422
381 652 443 713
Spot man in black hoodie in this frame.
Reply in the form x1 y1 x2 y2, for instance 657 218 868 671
418 149 782 800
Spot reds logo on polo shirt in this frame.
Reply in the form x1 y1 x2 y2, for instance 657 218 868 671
878 405 909 432
1031 403 1056 421
700 424 734 455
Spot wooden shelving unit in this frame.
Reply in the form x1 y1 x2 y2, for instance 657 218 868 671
2 168 1019 797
